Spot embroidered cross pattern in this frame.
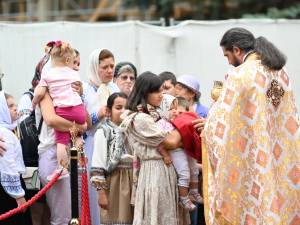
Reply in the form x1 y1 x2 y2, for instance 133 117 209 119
266 79 285 108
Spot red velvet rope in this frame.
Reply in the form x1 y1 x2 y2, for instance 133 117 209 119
1 160 92 224
80 167 92 225
0 169 62 221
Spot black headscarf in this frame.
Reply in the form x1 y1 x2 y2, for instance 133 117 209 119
114 62 137 79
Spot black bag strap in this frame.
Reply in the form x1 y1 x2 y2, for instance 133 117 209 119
28 110 43 135
37 116 43 135
24 91 34 100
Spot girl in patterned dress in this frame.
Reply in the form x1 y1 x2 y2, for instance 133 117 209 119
120 72 182 225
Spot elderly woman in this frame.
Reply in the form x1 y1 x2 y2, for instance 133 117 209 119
113 62 137 96
82 48 119 225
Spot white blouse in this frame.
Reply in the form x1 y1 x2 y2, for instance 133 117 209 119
0 127 26 198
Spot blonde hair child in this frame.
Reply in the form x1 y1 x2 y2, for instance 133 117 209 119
32 41 86 180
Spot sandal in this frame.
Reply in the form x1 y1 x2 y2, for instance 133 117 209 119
180 197 197 211
189 191 203 204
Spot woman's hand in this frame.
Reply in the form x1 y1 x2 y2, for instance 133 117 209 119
192 117 207 133
0 136 6 157
98 190 108 210
163 155 173 166
162 130 182 150
16 197 27 212
76 122 87 135
71 81 83 96
97 106 108 120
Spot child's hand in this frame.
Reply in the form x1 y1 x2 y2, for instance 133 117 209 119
16 197 27 212
76 122 87 134
192 117 206 133
71 81 83 96
98 190 108 209
163 155 173 166
97 106 107 120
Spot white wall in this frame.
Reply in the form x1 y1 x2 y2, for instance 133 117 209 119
0 19 300 109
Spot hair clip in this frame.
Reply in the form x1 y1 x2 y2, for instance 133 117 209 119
55 41 62 47
46 41 55 47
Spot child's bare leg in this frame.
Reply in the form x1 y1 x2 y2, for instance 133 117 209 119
57 143 69 167
47 143 69 180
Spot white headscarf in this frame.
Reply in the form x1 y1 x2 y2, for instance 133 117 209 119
0 91 17 130
158 94 176 120
87 48 113 113
87 48 106 87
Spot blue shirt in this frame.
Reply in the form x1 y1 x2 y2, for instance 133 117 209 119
194 102 209 118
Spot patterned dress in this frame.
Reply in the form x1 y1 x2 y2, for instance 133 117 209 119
202 53 300 225
121 112 179 225
91 119 134 225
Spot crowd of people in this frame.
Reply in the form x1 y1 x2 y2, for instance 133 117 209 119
0 27 300 225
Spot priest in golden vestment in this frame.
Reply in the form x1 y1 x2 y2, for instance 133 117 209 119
202 28 300 225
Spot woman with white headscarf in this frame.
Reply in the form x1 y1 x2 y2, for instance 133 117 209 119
0 91 32 225
82 48 119 225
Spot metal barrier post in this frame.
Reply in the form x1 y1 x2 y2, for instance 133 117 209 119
68 124 80 225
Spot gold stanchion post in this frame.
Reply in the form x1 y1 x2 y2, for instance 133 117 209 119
68 123 80 225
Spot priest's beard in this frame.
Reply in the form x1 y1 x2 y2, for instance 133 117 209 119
232 55 242 67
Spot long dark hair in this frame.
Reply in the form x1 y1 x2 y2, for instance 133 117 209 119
254 36 286 70
220 27 255 52
127 71 163 114
107 92 128 110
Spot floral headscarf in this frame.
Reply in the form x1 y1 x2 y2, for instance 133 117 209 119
158 94 176 120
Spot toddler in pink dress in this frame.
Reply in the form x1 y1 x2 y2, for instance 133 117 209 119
33 41 86 179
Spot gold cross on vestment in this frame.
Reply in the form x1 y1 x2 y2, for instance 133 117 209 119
266 79 285 108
